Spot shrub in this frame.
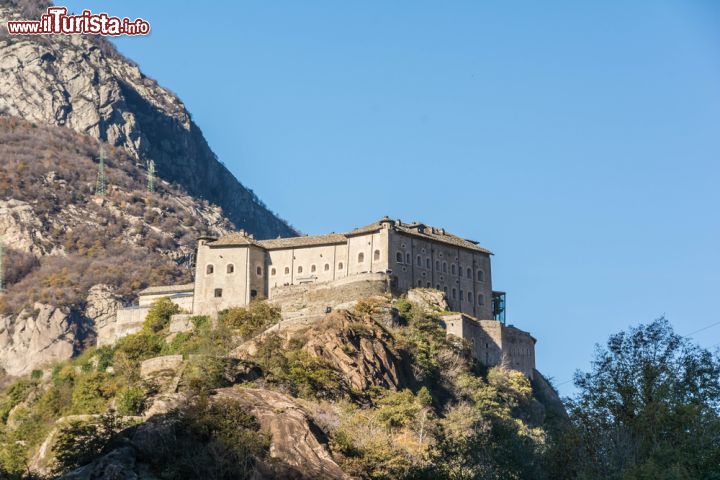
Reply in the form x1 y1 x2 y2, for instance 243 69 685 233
70 372 117 414
220 301 280 340
142 297 181 334
116 386 146 416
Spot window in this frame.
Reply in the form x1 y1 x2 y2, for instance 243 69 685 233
206 264 214 275
324 263 330 271
416 255 422 266
251 289 257 298
338 262 344 270
435 260 440 270
478 294 485 306
426 282 431 288
256 266 262 276
477 270 485 282
298 266 303 274
396 252 403 263
442 262 447 273
436 284 441 290
458 266 462 277
374 250 381 261
426 258 430 268
358 252 365 263
214 288 222 298
452 288 457 299
467 291 472 302
227 264 234 274
417 279 422 287
443 286 448 294
460 289 464 300
284 266 290 275
451 264 456 275
406 252 411 263
271 268 276 276
311 264 317 273
467 268 472 278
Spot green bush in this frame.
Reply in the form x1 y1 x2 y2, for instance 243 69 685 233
70 372 117 414
142 297 181 333
220 301 280 339
116 386 146 416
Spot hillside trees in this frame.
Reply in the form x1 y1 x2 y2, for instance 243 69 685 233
566 318 720 480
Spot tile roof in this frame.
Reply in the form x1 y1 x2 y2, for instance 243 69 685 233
139 283 195 296
208 232 263 248
207 218 491 254
349 218 492 254
258 233 348 250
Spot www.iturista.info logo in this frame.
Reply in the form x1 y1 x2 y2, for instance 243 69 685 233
5 6 150 36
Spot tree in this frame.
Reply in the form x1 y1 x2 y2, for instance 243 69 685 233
568 317 720 480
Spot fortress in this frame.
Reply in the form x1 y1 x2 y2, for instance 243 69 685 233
113 217 536 377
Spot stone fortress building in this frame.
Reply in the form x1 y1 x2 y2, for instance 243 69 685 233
115 217 536 377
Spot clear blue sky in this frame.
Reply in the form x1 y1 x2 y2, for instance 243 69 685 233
65 0 720 395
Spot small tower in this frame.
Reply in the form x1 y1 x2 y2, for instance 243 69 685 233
95 147 107 197
147 160 156 193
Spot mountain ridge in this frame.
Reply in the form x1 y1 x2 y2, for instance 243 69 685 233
0 0 296 240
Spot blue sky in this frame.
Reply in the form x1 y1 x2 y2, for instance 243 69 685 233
65 0 720 395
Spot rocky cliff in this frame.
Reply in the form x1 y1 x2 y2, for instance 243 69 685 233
0 0 295 240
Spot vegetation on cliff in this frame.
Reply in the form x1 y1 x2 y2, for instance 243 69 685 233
0 295 717 480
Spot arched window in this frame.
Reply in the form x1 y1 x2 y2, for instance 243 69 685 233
271 268 276 276
477 270 485 282
338 262 344 270
467 268 472 278
451 264 456 275
358 252 365 263
478 294 485 306
452 288 457 299
426 282 431 288
298 266 303 274
227 264 234 274
436 284 441 290
406 252 411 263
426 258 430 268
311 264 317 273
284 266 290 275
256 266 262 276
443 286 448 294
442 262 447 273
206 264 214 275
435 260 440 270
324 263 330 271
417 279 422 287
467 291 472 302
416 255 421 266
460 289 464 300
374 250 381 261
396 252 403 263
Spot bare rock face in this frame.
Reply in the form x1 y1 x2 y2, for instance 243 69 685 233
86 284 124 344
0 2 294 239
0 199 51 255
0 303 77 376
304 310 408 392
406 288 449 313
215 387 351 480
60 446 158 480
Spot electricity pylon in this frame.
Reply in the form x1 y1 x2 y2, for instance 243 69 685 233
95 147 107 197
147 160 156 193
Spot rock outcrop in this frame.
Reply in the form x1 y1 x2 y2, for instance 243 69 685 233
0 1 295 239
303 310 409 391
0 303 78 376
215 387 351 480
406 288 449 313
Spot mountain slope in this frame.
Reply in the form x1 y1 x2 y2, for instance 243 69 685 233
0 0 295 239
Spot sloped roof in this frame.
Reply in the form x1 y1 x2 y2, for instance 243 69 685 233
208 232 263 248
139 283 195 296
258 233 348 250
349 218 492 254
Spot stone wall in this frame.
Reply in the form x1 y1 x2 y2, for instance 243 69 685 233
388 230 493 318
443 313 535 378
